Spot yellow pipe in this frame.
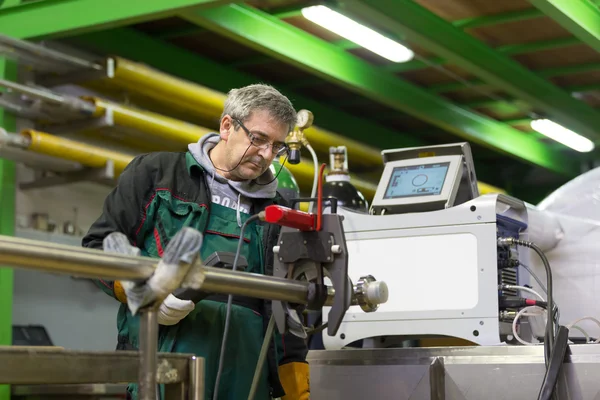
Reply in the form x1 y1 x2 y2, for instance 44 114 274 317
477 181 505 195
84 97 212 145
111 57 225 123
108 57 379 168
22 130 134 175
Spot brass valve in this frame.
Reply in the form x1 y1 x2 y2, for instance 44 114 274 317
285 109 314 164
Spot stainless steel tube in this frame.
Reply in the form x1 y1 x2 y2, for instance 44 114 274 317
0 235 335 305
188 356 204 400
0 235 155 281
138 310 158 400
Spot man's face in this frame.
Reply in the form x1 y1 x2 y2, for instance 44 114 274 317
219 109 289 181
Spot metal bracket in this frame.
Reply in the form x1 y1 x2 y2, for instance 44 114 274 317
42 107 114 136
19 159 115 191
272 213 351 337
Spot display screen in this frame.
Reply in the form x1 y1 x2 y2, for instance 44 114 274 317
383 162 450 199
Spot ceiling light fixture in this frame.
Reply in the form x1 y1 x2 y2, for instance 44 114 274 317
530 119 595 152
301 5 414 63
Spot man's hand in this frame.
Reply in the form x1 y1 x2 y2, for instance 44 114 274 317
103 227 203 315
157 294 196 325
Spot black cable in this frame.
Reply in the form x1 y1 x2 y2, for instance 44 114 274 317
256 153 290 186
213 213 260 400
537 326 569 400
213 143 253 173
508 239 554 365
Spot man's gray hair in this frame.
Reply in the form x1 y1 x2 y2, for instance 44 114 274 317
221 84 297 132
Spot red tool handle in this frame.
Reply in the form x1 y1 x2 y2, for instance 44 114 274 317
264 205 315 231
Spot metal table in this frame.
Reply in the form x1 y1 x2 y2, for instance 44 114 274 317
0 346 202 399
307 344 600 399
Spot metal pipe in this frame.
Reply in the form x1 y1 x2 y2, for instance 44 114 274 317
85 97 212 145
21 130 133 175
138 310 158 400
188 357 204 400
0 78 97 115
0 33 103 72
0 235 335 305
0 235 155 281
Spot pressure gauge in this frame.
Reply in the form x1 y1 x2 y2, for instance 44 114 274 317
296 109 314 129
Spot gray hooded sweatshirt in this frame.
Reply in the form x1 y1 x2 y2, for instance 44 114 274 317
188 133 278 227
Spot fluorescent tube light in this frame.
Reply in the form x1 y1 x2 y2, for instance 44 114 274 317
301 5 414 63
530 119 595 152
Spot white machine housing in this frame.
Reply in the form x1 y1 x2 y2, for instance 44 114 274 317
323 194 528 349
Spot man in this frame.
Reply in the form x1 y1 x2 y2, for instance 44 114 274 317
82 84 310 399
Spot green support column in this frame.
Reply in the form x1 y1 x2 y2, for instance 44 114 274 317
0 56 16 400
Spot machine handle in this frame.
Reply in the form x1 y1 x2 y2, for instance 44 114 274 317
263 205 316 231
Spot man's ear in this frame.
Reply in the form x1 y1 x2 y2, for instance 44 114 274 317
220 115 233 141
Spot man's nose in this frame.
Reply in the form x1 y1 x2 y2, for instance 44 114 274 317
257 145 274 158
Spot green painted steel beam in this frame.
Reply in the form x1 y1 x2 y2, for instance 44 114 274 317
496 36 581 55
383 56 445 73
384 36 580 74
339 0 600 144
70 28 422 152
430 61 600 92
538 62 600 78
453 8 544 29
528 0 600 53
182 4 578 176
569 82 600 92
155 25 206 40
0 0 231 39
0 56 16 400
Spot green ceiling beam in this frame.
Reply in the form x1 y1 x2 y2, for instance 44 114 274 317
430 62 600 92
453 8 544 29
496 36 581 55
569 82 600 92
384 36 579 74
0 0 231 39
70 27 422 152
338 0 600 144
528 0 600 53
182 4 577 176
538 62 600 78
155 25 206 40
383 56 446 73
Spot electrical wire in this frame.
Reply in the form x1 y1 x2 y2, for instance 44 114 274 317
512 305 546 345
520 262 548 295
305 143 319 213
504 284 545 302
212 213 261 400
501 239 555 364
566 316 600 344
519 262 561 335
248 314 276 400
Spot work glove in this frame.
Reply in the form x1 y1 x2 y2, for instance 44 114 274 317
156 293 196 325
279 362 310 400
103 227 203 315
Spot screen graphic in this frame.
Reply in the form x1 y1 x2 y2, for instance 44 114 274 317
383 162 450 199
